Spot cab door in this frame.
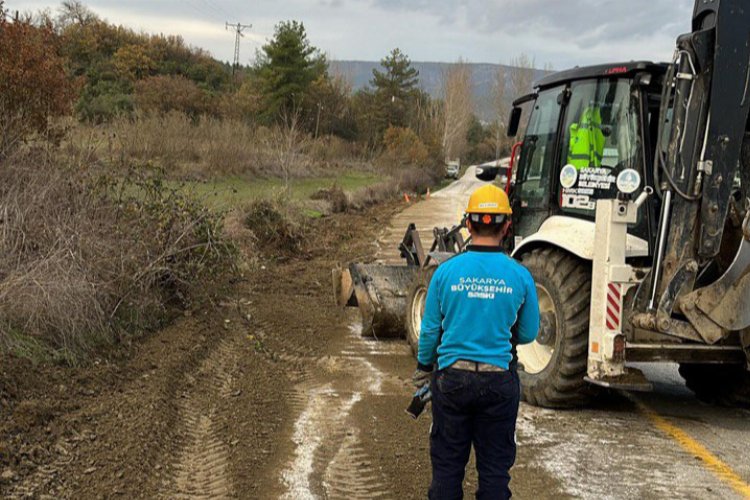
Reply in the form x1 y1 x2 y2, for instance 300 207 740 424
513 87 564 239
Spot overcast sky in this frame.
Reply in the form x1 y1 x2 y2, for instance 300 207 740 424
8 0 695 68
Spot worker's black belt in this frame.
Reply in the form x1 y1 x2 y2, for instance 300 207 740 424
450 360 506 372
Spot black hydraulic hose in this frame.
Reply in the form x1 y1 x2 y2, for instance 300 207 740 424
653 61 675 200
653 57 702 202
659 150 702 201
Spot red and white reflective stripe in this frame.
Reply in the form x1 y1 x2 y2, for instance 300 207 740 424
606 283 621 331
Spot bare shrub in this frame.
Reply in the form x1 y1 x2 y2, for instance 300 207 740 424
397 167 439 193
308 135 360 165
260 107 311 187
347 167 438 210
0 149 235 363
244 197 309 255
440 59 473 160
491 65 508 159
381 126 430 168
134 75 211 117
71 112 269 177
65 111 369 180
310 186 349 213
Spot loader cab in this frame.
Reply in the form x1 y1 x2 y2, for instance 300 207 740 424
504 62 668 253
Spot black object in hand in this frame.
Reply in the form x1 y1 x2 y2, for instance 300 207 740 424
406 382 432 419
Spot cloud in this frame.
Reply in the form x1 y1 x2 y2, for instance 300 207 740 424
8 0 696 67
371 0 694 63
373 0 692 40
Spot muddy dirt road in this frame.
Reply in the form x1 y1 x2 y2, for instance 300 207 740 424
2 167 749 499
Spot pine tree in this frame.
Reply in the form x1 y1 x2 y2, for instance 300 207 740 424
363 48 422 140
255 20 326 123
370 48 419 102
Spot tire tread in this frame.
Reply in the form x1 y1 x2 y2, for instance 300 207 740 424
519 248 593 408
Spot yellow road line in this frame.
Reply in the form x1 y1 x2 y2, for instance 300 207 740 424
634 399 750 499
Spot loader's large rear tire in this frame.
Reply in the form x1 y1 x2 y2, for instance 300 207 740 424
519 248 593 408
679 363 750 408
405 266 436 358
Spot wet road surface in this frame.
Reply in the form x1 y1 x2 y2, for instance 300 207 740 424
273 165 750 499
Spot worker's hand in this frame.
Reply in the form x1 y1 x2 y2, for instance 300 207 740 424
412 367 432 389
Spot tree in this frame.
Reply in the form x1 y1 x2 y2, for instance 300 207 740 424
353 48 426 147
440 59 473 160
491 66 508 159
57 0 97 28
370 48 420 130
371 48 419 101
305 72 356 139
509 54 534 101
134 75 210 117
382 126 430 167
114 44 156 81
465 116 495 164
254 20 326 124
0 8 74 154
508 54 535 139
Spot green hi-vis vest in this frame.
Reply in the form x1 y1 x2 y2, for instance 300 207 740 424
567 107 605 169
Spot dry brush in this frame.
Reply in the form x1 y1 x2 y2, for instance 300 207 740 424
0 148 235 363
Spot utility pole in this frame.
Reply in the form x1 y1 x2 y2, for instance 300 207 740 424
225 22 252 75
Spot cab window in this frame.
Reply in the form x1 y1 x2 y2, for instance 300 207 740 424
561 79 641 172
517 89 561 211
558 79 642 215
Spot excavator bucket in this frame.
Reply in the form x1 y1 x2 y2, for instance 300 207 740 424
333 263 418 337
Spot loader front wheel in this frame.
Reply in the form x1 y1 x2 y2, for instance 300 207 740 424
519 248 593 408
405 266 436 357
679 363 750 408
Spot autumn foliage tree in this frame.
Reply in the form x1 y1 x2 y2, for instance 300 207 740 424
57 1 230 122
382 126 430 167
0 2 74 154
135 75 210 117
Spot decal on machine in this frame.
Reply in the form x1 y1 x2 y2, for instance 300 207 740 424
560 167 617 210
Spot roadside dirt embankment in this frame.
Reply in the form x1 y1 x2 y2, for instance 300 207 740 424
0 201 401 498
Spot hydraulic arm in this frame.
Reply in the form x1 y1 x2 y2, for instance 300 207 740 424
638 0 750 342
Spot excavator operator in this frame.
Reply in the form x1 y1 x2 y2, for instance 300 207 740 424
412 184 540 500
567 104 606 169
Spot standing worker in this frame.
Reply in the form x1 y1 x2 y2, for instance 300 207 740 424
413 184 540 499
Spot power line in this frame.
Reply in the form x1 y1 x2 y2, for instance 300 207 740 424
196 0 233 22
183 0 224 25
225 21 251 74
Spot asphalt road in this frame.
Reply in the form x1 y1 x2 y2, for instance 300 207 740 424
373 166 750 499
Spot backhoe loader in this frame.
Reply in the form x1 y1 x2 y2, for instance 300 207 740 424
335 0 750 408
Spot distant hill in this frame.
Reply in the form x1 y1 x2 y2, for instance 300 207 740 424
329 60 551 121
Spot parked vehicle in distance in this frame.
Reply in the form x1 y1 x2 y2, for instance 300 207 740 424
445 160 460 179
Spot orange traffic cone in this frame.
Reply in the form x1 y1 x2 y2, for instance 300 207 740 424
404 192 411 203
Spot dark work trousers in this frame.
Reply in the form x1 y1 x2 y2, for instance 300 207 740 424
428 367 520 500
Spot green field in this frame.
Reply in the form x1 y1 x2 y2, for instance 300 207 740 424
175 172 383 210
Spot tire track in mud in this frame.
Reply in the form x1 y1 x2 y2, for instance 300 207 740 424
168 338 239 499
7 332 243 500
8 461 65 499
324 429 393 500
277 316 406 499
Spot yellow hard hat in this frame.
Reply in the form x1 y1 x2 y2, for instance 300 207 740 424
466 185 512 217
